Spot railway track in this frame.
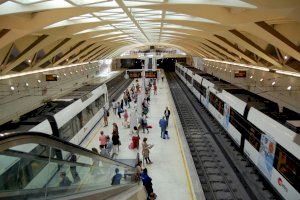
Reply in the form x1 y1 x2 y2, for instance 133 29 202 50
106 72 132 103
166 72 278 200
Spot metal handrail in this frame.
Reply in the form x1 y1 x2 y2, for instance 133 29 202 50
0 131 135 169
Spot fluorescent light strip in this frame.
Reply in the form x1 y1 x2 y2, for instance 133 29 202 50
275 70 300 78
0 61 98 80
204 58 269 71
204 58 300 78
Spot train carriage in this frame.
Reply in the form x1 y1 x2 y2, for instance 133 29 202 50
177 65 300 200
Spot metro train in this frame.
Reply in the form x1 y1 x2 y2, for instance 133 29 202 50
0 83 108 190
175 63 300 200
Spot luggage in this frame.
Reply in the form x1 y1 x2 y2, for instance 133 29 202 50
163 131 170 139
146 125 152 129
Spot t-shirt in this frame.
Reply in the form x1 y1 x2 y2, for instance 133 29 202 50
111 173 122 185
99 134 107 145
112 134 119 145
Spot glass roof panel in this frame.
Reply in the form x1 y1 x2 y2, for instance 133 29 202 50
168 0 256 8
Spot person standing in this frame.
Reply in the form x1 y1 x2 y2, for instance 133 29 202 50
112 132 119 158
161 74 164 82
123 109 129 128
111 168 122 185
141 168 153 198
99 131 107 149
123 92 128 107
103 107 109 126
117 102 122 118
106 136 113 157
70 154 80 183
164 107 171 126
153 83 157 95
59 172 72 187
135 161 143 181
142 138 153 164
131 126 140 150
140 114 149 133
112 99 117 115
159 116 167 139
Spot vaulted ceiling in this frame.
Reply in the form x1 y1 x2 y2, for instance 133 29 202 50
0 0 299 75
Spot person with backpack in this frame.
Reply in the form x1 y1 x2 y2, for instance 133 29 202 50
159 116 167 139
141 168 153 198
164 107 171 126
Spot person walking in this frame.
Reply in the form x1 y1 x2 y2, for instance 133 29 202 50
140 114 149 133
91 148 100 174
112 132 119 158
142 138 153 164
103 107 109 126
159 116 167 139
99 131 107 149
161 74 164 82
59 172 72 187
112 99 117 115
141 168 153 198
164 107 171 126
123 92 128 107
131 126 140 150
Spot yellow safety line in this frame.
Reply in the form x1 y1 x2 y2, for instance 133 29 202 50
167 82 197 200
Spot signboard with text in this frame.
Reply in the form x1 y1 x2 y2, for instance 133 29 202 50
128 71 142 78
234 70 247 78
145 71 157 78
45 74 58 81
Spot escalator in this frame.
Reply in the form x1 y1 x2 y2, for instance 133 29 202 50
0 132 138 200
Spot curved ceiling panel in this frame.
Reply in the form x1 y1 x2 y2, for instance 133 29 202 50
0 0 299 75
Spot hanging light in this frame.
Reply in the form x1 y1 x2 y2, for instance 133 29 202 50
64 73 67 76
272 81 276 86
260 78 263 82
25 82 29 86
250 75 253 79
10 86 15 90
37 79 41 83
287 86 291 90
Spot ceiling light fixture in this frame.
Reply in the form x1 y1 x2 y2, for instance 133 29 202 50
250 75 253 79
287 86 291 90
260 78 263 82
25 83 29 86
10 86 15 91
284 55 288 60
37 80 41 83
64 73 67 76
272 81 276 86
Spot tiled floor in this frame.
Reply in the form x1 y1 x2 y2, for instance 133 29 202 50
84 74 193 199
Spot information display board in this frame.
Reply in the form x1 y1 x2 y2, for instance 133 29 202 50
128 71 142 78
234 70 247 78
145 70 157 78
45 74 58 81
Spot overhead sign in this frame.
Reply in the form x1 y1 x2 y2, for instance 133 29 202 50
145 71 157 78
234 70 247 78
45 74 58 81
128 71 142 78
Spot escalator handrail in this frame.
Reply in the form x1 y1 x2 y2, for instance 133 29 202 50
0 131 135 169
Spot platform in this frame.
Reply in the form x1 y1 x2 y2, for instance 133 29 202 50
83 73 198 200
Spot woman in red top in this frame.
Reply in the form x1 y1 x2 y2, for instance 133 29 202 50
123 109 129 127
99 131 107 149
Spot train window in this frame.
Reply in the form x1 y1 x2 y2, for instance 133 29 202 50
71 115 81 134
185 74 192 83
274 144 300 192
81 109 90 126
193 81 206 98
229 109 262 150
209 93 224 115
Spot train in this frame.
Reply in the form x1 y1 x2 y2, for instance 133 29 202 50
0 83 108 191
175 63 299 200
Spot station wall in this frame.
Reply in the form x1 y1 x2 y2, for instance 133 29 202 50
190 57 300 113
0 62 110 126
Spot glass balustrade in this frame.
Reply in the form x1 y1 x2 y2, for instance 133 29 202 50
0 132 138 199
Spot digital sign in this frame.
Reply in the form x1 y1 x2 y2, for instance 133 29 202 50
45 74 58 81
234 70 247 78
128 71 142 78
145 71 157 78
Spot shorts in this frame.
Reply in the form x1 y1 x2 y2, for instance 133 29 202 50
100 144 107 149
